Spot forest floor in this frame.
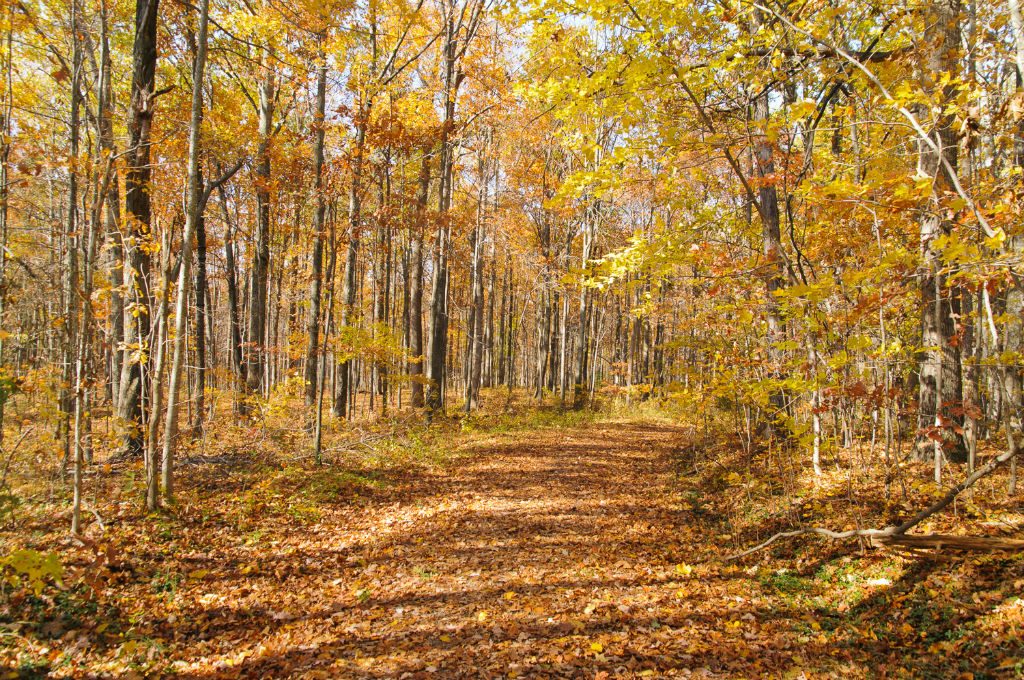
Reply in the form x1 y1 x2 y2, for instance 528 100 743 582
3 397 1024 678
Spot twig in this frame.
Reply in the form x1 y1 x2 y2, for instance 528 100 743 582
0 427 34 488
87 506 105 533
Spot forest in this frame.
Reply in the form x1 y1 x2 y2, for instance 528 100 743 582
1 0 1024 676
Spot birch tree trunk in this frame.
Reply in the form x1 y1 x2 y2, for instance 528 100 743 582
160 0 210 504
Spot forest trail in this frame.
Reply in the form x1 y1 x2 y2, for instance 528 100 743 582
173 420 731 678
19 417 1024 678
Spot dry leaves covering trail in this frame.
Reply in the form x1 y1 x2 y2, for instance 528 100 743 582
11 418 1024 678
179 421 706 678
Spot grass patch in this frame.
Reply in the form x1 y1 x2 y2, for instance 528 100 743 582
760 568 813 596
462 403 598 435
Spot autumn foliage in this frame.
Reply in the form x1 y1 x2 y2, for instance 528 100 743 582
0 0 1023 675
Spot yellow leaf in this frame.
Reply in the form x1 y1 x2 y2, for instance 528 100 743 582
590 642 604 653
188 569 209 580
477 610 489 623
675 563 693 576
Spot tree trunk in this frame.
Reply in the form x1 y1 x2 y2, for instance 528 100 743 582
219 186 246 403
752 80 787 428
464 149 486 412
427 66 454 418
146 231 173 510
409 154 429 409
62 0 82 473
335 112 367 419
117 0 159 458
246 66 274 397
0 16 10 448
304 46 327 411
192 178 207 435
68 0 83 533
161 0 210 504
97 1 123 411
575 203 597 408
314 196 338 463
916 0 966 465
497 261 508 387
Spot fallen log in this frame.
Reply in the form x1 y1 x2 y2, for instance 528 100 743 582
726 437 1022 561
871 534 1024 552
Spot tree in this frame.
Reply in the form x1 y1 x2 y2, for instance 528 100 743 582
916 0 967 471
160 0 212 505
303 38 328 413
117 0 160 458
426 0 486 417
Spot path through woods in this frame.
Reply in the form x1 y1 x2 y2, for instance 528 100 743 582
174 421 706 677
8 417 1024 677
122 420 1015 679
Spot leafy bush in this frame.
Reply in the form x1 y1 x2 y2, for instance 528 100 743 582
2 549 62 595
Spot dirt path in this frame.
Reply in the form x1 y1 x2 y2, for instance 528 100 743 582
172 420 729 678
26 418 1024 677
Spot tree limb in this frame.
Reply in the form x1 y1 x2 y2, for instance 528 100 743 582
727 441 1023 561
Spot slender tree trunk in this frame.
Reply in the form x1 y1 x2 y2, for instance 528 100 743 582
408 154 429 408
161 0 210 504
484 246 496 388
575 204 596 408
192 178 207 435
67 0 83 533
464 150 486 412
335 112 367 419
0 13 10 448
304 46 327 412
427 67 454 417
496 261 508 387
97 0 123 411
146 231 173 510
752 78 787 428
374 149 392 415
314 204 338 463
506 277 516 390
535 290 551 400
219 186 246 404
246 66 274 398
